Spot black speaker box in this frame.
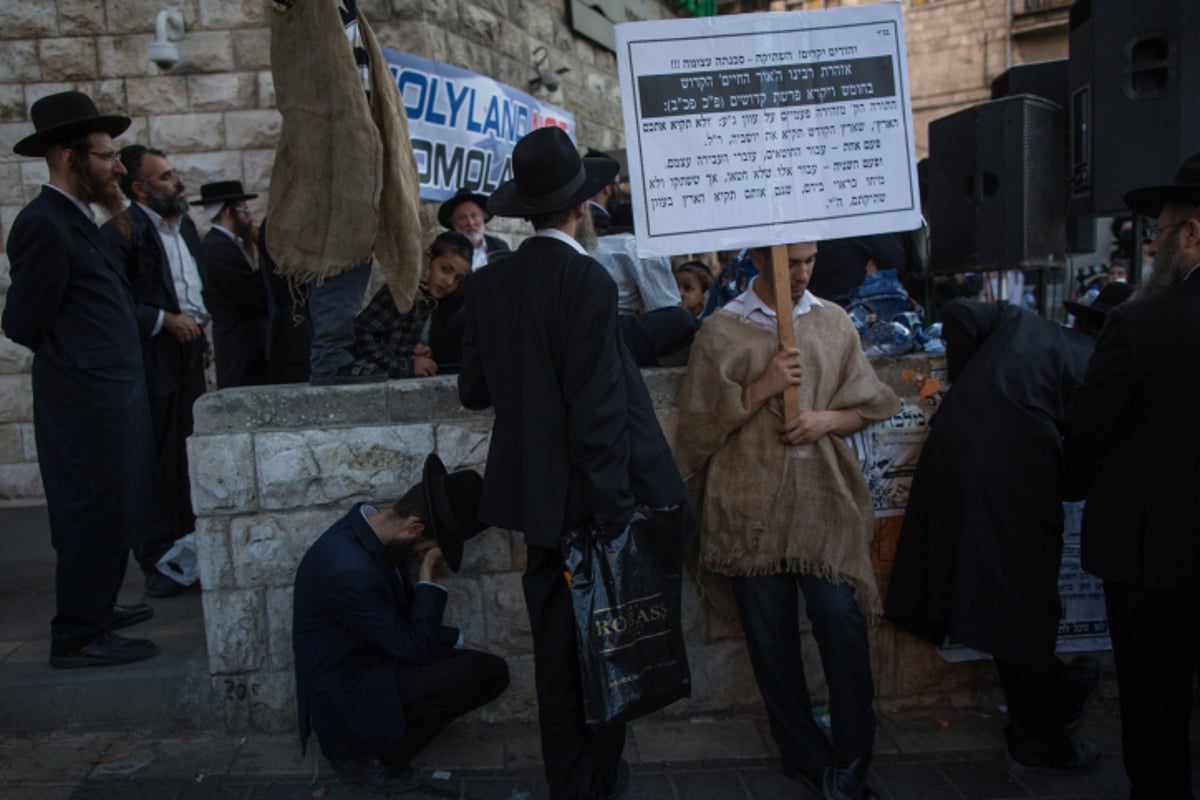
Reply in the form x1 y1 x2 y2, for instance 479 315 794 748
1068 0 1200 217
992 59 1069 111
928 95 1066 273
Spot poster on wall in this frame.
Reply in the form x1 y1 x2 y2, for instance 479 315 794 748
615 4 921 257
382 49 576 202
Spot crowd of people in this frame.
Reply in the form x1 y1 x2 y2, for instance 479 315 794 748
4 82 1198 800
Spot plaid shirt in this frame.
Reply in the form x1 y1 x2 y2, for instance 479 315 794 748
351 285 436 377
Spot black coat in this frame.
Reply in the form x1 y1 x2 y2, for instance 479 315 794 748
458 236 687 549
101 204 206 399
1 187 159 554
201 229 269 389
1066 273 1200 592
885 300 1095 665
292 507 459 759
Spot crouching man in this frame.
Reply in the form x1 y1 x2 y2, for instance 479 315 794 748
293 454 509 793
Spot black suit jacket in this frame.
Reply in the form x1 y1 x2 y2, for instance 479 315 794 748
458 236 687 549
201 229 269 389
101 204 205 398
1066 272 1200 592
2 187 159 553
292 507 459 759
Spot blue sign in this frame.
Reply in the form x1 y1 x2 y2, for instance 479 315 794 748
383 48 577 201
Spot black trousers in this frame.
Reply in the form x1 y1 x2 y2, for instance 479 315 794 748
994 656 1073 752
730 571 876 772
1105 580 1200 800
524 544 626 800
378 649 510 768
139 337 206 574
51 550 127 653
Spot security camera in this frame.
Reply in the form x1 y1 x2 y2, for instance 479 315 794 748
148 40 181 71
149 8 187 71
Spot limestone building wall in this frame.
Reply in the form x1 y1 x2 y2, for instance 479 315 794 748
0 0 680 501
188 360 995 733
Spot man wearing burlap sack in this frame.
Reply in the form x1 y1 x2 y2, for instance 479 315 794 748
675 242 899 800
265 0 423 385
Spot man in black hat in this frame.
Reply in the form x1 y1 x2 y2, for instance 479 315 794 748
438 187 510 270
2 91 160 667
292 455 509 794
458 126 689 799
195 181 270 389
1066 152 1200 799
101 146 207 600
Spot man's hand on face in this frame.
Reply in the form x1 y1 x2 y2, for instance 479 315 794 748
163 311 201 343
419 546 444 583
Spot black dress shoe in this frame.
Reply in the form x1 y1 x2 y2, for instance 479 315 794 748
145 570 186 598
111 603 154 630
824 755 880 800
328 754 421 794
1008 733 1102 773
49 632 159 669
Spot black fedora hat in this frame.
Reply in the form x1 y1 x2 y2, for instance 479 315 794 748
190 180 258 206
438 188 492 228
14 91 131 158
488 127 618 218
1123 152 1200 217
422 454 488 573
1063 280 1134 329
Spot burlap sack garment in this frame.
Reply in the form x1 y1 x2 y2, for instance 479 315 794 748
266 0 422 313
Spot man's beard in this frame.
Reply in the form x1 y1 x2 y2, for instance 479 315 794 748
232 214 257 261
465 229 485 247
146 185 188 219
1139 230 1192 296
574 207 598 252
72 156 124 217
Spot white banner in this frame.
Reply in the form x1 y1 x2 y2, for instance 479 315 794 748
615 4 921 257
383 49 576 202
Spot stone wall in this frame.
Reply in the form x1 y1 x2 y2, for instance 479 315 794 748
0 0 681 501
189 358 996 733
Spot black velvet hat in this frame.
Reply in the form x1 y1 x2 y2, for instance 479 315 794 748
14 91 131 157
488 127 618 218
422 454 488 573
1124 152 1200 217
1063 280 1133 330
438 187 492 228
190 180 258 206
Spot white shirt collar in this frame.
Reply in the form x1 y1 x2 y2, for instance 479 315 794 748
736 276 823 321
44 183 95 223
135 201 177 231
532 226 587 255
211 223 238 242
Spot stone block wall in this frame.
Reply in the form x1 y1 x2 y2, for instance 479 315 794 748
190 359 996 733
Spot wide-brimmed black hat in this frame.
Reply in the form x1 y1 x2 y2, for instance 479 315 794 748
488 127 618 218
422 454 487 573
1063 280 1134 329
13 91 131 157
438 188 492 229
1123 152 1200 217
191 180 258 206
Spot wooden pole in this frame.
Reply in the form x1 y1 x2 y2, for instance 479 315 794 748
771 244 800 421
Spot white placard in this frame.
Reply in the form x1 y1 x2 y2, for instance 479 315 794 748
616 4 921 257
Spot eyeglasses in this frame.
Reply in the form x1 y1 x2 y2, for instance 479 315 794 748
88 150 119 164
1143 220 1189 242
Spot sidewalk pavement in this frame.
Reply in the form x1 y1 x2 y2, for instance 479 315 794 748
1 505 1196 799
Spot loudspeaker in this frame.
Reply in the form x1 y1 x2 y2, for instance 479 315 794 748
1068 0 1200 217
992 59 1069 111
928 96 1066 273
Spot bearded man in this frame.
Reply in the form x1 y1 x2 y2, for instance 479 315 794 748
2 91 160 667
194 181 270 389
101 146 207 600
438 188 510 270
1065 152 1200 799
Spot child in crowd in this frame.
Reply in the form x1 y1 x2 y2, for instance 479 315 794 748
347 231 472 378
674 260 714 320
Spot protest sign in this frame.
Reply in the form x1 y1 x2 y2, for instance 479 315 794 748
615 4 921 257
383 49 576 202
